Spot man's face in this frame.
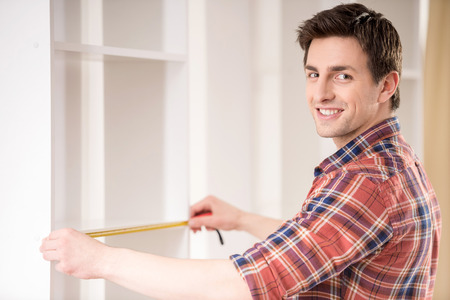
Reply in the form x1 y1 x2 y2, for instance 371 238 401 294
305 36 390 149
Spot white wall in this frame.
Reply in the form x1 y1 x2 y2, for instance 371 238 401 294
0 1 51 299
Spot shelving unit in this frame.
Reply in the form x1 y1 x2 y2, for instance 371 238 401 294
51 0 188 299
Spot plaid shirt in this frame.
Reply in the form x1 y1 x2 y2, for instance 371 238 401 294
231 117 441 299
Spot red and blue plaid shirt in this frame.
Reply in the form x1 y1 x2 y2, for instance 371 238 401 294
231 117 441 299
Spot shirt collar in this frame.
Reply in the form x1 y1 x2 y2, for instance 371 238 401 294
314 117 401 177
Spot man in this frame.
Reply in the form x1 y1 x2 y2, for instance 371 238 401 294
40 3 441 299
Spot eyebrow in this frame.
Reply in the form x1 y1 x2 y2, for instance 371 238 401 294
305 65 357 72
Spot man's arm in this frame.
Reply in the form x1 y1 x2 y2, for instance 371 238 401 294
189 195 284 240
40 228 252 300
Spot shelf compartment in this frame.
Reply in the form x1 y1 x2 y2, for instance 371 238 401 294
52 0 187 55
52 51 189 231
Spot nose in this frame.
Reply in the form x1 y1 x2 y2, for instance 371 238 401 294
311 77 334 103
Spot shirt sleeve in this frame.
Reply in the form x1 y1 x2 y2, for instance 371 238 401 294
230 173 394 299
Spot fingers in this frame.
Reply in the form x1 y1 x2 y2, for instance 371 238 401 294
39 228 105 279
41 249 59 261
189 214 216 231
189 196 214 218
39 228 82 262
48 227 78 239
40 237 60 262
189 195 240 232
40 238 58 252
189 195 224 230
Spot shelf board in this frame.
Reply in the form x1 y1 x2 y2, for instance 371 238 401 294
53 41 186 62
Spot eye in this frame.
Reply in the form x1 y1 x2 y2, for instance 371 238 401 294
335 73 352 80
307 72 319 79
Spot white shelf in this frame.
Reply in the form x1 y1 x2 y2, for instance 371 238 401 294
53 41 187 62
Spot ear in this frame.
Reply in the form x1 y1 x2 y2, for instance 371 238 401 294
378 71 399 104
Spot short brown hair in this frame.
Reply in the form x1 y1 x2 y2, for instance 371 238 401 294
297 3 402 111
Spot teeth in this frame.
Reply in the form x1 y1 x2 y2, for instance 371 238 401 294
319 109 341 116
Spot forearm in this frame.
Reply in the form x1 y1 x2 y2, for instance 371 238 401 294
237 211 284 240
103 247 252 300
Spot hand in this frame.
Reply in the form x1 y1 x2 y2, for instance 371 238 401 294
190 195 285 240
189 195 243 233
40 228 110 279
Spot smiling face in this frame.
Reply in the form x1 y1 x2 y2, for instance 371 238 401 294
305 36 396 149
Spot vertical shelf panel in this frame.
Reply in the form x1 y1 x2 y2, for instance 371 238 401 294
51 49 87 300
53 51 84 230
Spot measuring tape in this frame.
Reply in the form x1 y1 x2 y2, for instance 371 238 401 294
85 220 189 238
84 213 224 245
